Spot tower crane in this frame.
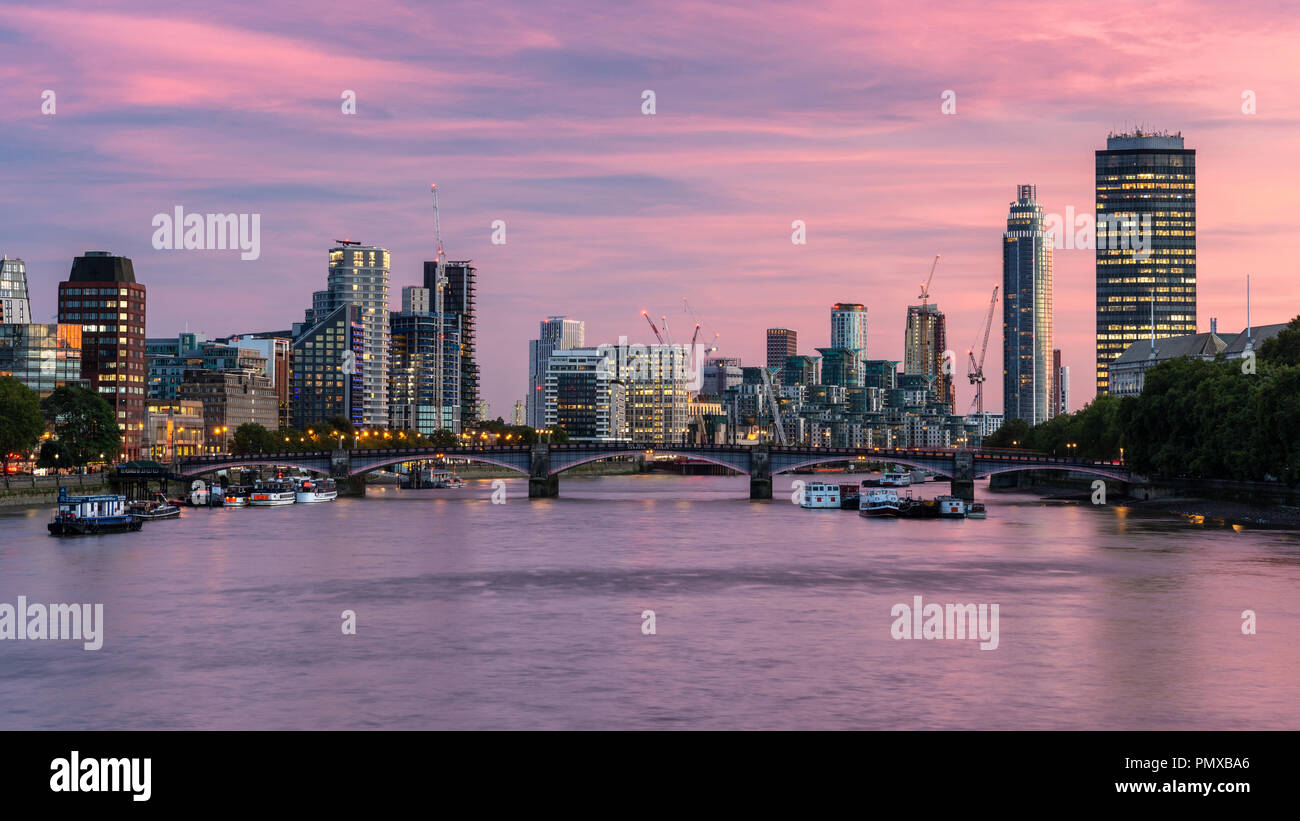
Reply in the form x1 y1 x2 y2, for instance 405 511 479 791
430 184 448 431
917 255 940 394
760 367 789 446
640 310 665 345
966 285 999 415
918 254 940 309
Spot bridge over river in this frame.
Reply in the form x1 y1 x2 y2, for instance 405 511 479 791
174 444 1132 502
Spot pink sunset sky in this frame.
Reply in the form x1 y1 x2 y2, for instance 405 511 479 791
4 0 1299 418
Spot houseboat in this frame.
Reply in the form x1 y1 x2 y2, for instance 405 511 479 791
859 487 901 517
294 477 338 503
937 496 967 519
48 489 143 536
249 479 296 506
800 481 841 509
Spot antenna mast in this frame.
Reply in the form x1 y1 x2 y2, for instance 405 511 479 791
431 184 448 431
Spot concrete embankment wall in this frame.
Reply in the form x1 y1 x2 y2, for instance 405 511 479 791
993 470 1300 506
0 477 111 508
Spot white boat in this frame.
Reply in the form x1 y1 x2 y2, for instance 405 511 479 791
221 486 250 507
937 496 966 518
966 502 987 519
249 480 296 506
800 481 841 509
294 477 337 503
859 488 901 517
880 470 912 487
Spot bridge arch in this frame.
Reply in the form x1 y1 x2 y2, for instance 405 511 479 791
177 459 331 478
348 453 528 477
551 449 747 476
771 455 950 477
976 464 1131 482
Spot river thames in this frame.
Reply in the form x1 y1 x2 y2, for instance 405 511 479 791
2 474 1298 730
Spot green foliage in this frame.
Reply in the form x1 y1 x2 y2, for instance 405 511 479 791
232 423 274 454
40 386 121 467
0 376 45 470
36 439 72 469
1258 316 1300 367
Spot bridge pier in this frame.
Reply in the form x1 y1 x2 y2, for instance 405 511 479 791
530 443 558 498
331 449 364 497
749 445 772 500
951 450 975 503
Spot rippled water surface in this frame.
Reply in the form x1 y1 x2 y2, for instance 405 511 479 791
3 474 1298 729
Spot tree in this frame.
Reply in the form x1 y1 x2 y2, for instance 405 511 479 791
0 376 45 474
36 439 72 470
983 417 1031 449
40 386 120 467
232 423 274 455
1258 315 1300 367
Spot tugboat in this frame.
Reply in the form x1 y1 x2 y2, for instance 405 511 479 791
897 494 939 519
859 487 901 517
48 488 143 536
800 481 841 509
249 479 296 506
293 477 338 503
129 491 182 521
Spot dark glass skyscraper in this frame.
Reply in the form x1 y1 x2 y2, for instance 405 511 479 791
1002 184 1054 425
1095 131 1196 393
422 259 478 428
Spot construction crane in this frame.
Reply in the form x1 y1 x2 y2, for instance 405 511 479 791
640 310 665 345
430 184 448 431
917 255 941 395
918 254 940 308
966 285 999 415
760 367 789 446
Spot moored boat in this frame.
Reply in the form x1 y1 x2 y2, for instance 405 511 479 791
859 487 901 517
48 488 142 536
249 479 296 506
221 486 250 507
424 469 466 489
294 477 337 503
129 492 182 521
801 481 841 509
880 469 912 487
966 502 987 519
937 496 967 518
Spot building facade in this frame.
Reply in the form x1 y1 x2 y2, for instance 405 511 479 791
142 399 205 462
1095 131 1196 393
311 242 391 427
527 316 584 428
830 303 867 382
422 260 479 429
0 323 84 395
58 252 147 460
543 348 627 441
1002 184 1055 426
179 369 278 452
903 304 952 409
389 309 460 435
0 257 32 324
292 303 365 431
766 328 797 378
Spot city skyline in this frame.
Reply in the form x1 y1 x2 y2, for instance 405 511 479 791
4 3 1295 418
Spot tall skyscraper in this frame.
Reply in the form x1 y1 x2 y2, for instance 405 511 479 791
292 303 365 430
1095 130 1196 393
903 305 952 409
527 316 584 428
307 242 391 427
830 303 868 383
58 252 146 459
766 328 797 376
1 257 32 324
1002 184 1055 426
389 288 460 435
422 259 479 429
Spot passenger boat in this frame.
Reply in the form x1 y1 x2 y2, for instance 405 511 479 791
880 470 913 487
129 492 182 521
966 502 987 519
48 488 143 536
800 481 841 509
937 496 967 518
249 479 296 506
294 477 337 503
221 486 250 507
859 487 901 517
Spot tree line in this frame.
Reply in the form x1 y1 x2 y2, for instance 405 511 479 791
986 316 1300 484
